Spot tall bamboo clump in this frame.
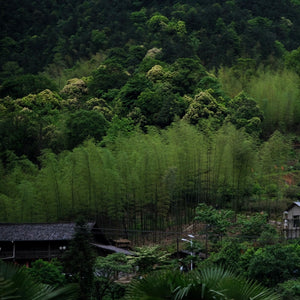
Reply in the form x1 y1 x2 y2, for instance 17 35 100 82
0 120 293 230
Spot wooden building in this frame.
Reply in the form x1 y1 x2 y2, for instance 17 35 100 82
283 202 300 238
0 222 133 263
0 223 95 262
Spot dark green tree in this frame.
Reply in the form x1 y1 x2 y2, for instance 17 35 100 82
63 219 96 300
118 73 152 114
88 62 129 97
285 47 300 75
66 110 109 149
169 57 207 95
227 92 264 136
136 83 186 127
0 74 58 99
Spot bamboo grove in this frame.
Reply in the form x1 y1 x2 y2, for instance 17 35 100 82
0 121 292 231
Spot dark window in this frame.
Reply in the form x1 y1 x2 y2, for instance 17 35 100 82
294 216 300 227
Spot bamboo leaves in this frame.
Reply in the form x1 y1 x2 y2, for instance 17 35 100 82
0 120 290 228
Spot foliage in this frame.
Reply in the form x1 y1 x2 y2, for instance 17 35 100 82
195 203 234 238
129 246 170 275
236 212 270 240
0 75 58 99
0 0 299 233
183 90 227 126
258 130 292 186
256 225 281 246
0 119 286 228
247 69 300 136
226 92 264 136
16 89 62 110
277 278 300 300
206 240 245 270
65 109 108 149
1 6 300 296
126 266 280 300
285 46 300 76
0 90 64 162
93 253 132 300
88 62 129 97
136 83 186 127
26 259 66 288
63 219 96 300
0 260 78 300
168 58 207 95
244 243 300 287
60 78 88 100
126 269 183 300
1 0 300 76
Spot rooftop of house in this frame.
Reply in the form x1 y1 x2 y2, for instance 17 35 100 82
91 243 135 255
0 222 95 242
287 201 300 211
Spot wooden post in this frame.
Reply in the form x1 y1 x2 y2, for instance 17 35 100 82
48 242 51 261
12 242 15 262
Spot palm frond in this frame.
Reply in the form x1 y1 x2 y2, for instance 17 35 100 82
126 269 184 300
217 271 280 300
126 265 281 300
0 261 78 300
0 276 20 299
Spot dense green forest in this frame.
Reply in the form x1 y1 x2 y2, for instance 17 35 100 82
1 0 300 230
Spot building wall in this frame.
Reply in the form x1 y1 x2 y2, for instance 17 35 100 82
285 205 300 238
287 206 300 220
0 240 69 263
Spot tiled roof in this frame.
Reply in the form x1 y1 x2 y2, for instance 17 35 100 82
91 243 135 255
0 223 94 242
287 201 300 210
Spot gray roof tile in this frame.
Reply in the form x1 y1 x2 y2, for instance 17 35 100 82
0 223 94 241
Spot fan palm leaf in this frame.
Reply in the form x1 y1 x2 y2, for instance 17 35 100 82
217 276 280 300
0 276 20 299
175 266 280 300
126 265 280 300
174 267 233 300
0 261 78 300
126 269 186 300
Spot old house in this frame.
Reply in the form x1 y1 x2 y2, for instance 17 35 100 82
283 202 300 238
0 222 133 263
0 223 96 263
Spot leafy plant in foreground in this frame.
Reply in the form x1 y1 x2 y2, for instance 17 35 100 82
126 266 280 300
0 260 78 300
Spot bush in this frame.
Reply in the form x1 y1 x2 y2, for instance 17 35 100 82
277 279 300 300
27 259 66 287
236 212 269 240
207 240 245 270
245 244 300 287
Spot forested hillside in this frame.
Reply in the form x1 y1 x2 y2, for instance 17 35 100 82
1 0 300 229
2 0 300 75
